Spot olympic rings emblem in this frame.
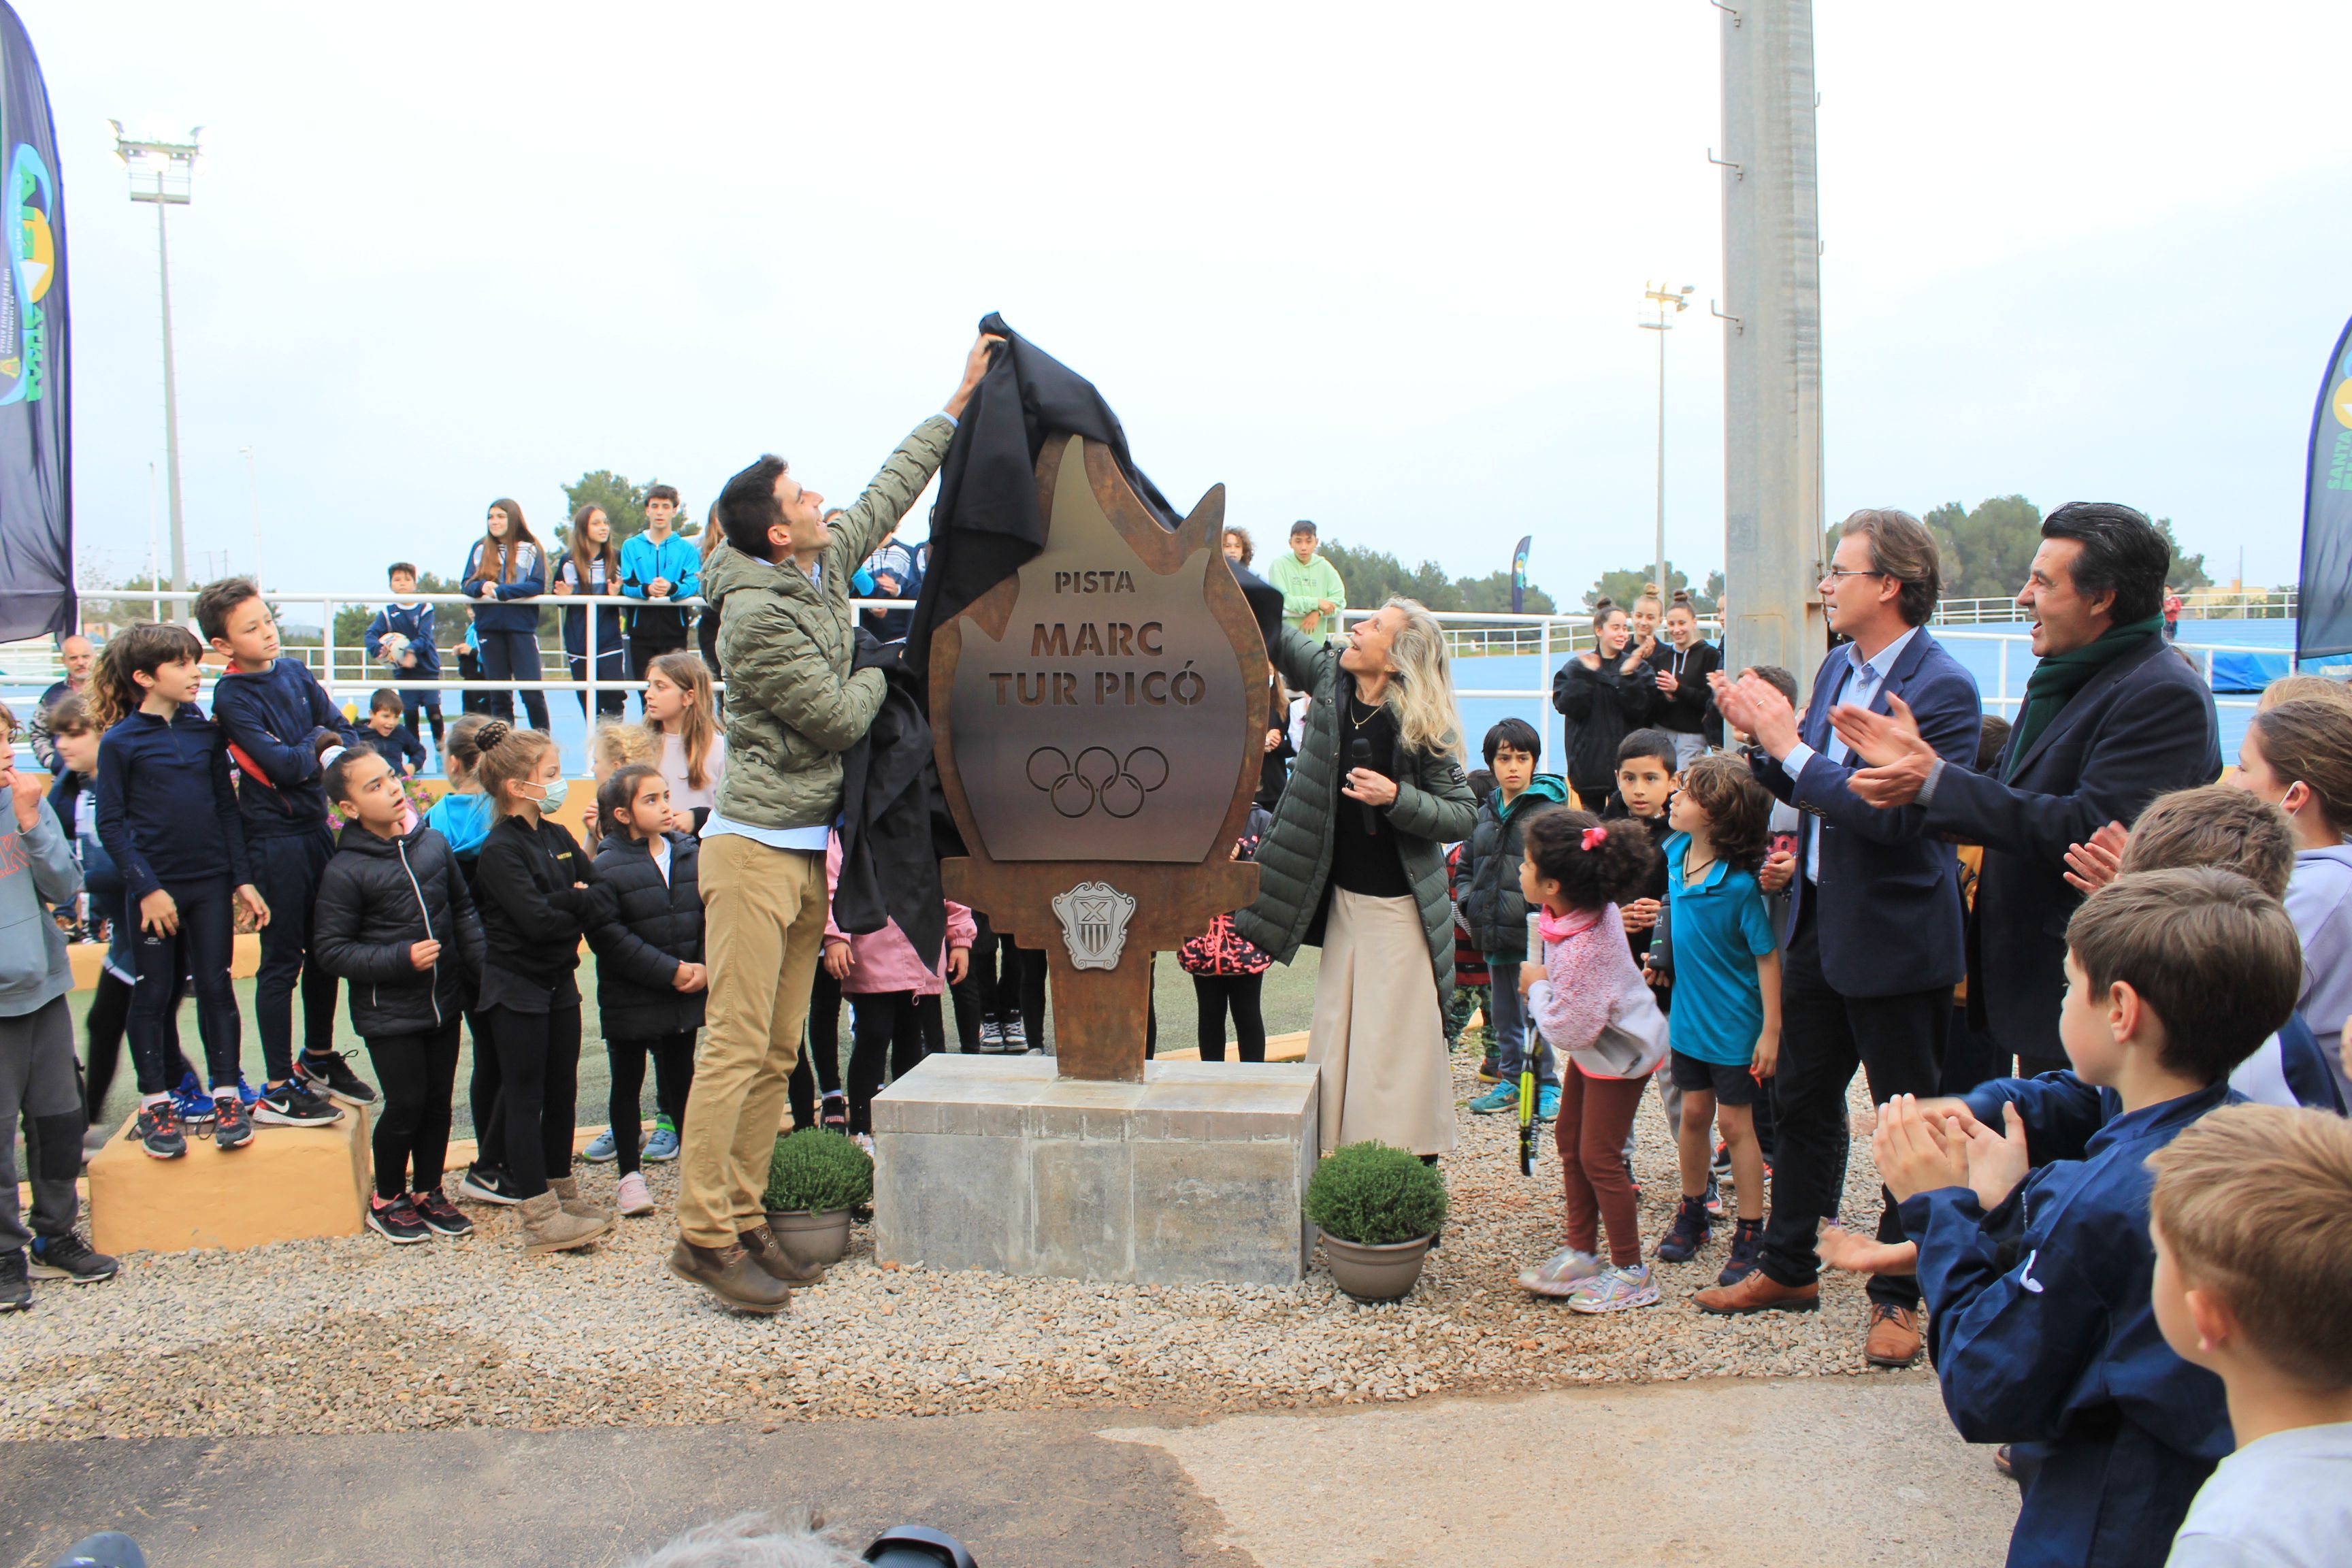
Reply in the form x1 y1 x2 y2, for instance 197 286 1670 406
1027 745 1170 819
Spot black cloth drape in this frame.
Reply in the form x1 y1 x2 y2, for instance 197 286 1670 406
904 313 1281 693
833 632 947 964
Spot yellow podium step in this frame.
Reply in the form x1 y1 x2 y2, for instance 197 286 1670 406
88 1106 371 1254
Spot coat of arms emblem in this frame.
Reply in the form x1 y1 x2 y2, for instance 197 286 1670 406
1051 881 1138 971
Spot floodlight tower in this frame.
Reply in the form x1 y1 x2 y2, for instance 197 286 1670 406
1638 282 1695 606
111 122 200 617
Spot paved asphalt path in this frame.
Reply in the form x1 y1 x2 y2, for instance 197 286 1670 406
2 1376 2016 1568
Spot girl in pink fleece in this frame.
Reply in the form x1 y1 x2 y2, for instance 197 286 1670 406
1512 808 1669 1315
821 834 975 1140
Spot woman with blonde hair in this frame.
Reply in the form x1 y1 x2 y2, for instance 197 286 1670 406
1237 597 1478 1161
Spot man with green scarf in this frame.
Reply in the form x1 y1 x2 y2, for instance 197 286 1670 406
1833 502 2220 1074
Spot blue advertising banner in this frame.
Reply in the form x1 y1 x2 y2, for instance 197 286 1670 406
2297 315 2352 663
0 1 66 642
1510 534 1531 615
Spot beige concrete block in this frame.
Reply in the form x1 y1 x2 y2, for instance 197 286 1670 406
89 1107 370 1254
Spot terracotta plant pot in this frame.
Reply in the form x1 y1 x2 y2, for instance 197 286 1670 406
764 1208 854 1268
1320 1230 1435 1302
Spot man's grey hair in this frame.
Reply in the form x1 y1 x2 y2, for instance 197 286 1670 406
628 1511 864 1568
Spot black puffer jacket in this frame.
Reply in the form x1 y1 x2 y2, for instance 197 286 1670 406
313 824 485 1036
585 830 706 1039
1450 774 1570 960
1552 653 1658 800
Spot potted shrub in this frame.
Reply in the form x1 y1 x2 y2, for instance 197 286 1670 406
1305 1141 1448 1301
762 1129 875 1268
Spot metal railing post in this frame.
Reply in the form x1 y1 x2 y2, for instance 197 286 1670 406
1997 638 2010 714
1539 617 1554 772
321 593 336 710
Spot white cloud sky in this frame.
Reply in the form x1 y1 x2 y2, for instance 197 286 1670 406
27 0 2352 605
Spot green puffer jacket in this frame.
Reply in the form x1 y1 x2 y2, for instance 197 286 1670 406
706 416 953 832
1235 627 1480 1004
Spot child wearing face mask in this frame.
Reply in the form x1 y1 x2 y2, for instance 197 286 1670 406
467 721 616 1253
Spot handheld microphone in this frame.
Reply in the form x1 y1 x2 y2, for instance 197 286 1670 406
1348 736 1379 835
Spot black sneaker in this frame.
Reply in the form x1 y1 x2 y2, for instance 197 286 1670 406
297 1049 378 1107
1703 1175 1725 1220
1655 1196 1713 1263
135 1100 186 1160
1716 1218 1764 1288
1710 1139 1733 1179
212 1094 255 1151
412 1189 474 1237
458 1164 521 1206
366 1193 431 1244
0 1248 27 1312
254 1077 344 1127
29 1231 119 1284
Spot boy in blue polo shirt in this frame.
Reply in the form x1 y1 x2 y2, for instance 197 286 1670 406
1652 753 1780 1286
1876 868 2302 1568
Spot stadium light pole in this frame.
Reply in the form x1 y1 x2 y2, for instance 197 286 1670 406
240 446 261 588
110 122 200 620
1638 282 1695 605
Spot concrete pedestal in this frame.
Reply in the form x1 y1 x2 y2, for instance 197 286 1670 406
873 1055 1320 1286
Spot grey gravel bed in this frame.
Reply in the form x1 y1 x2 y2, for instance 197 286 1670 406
6 1055 1906 1439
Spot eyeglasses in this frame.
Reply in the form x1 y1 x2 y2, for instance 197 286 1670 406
1821 568 1886 583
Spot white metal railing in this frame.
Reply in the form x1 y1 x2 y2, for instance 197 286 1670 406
1934 628 2292 715
34 591 2309 775
1933 589 2299 626
59 587 917 725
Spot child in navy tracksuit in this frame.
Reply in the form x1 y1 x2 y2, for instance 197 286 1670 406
198 576 368 1123
1879 868 2302 1568
367 562 444 750
91 623 269 1157
357 687 428 777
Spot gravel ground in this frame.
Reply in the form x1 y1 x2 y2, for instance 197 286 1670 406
6 1052 1908 1440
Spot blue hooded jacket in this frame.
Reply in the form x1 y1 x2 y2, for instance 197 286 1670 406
1906 1075 2236 1568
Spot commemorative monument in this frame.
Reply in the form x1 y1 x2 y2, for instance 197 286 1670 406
871 434 1322 1285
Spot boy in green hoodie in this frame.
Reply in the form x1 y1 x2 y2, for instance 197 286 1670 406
1266 521 1348 636
1456 718 1570 1120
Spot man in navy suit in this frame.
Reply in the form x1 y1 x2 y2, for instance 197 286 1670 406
1832 502 2219 1075
1695 510 1982 1369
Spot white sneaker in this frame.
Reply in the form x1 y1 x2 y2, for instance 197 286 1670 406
1002 1017 1028 1051
979 1019 1006 1051
1567 1264 1661 1315
615 1171 655 1217
853 1132 875 1156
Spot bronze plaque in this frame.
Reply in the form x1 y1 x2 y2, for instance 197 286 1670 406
946 437 1245 862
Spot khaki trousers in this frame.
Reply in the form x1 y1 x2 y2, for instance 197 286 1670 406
678 833 828 1247
1307 887 1458 1157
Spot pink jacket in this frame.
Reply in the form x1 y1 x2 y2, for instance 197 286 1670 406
1527 903 1670 1080
821 835 975 996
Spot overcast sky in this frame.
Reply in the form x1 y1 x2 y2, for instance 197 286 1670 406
26 0 2352 607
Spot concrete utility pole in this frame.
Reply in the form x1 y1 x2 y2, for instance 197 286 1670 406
1717 0 1826 693
1639 283 1695 607
112 123 201 620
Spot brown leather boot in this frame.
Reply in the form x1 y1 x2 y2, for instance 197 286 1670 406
1865 1303 1923 1367
518 1190 612 1254
1692 1269 1820 1315
667 1238 793 1314
738 1224 826 1286
550 1175 613 1221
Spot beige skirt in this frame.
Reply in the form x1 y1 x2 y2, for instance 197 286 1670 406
1307 887 1458 1157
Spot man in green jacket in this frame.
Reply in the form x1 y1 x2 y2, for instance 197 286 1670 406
1267 520 1347 636
670 332 998 1314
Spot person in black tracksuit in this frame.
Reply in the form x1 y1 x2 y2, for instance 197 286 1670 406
312 749 485 1242
585 764 704 1206
468 723 615 1215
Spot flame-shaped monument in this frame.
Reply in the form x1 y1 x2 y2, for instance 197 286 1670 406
928 433 1269 1080
874 434 1320 1286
